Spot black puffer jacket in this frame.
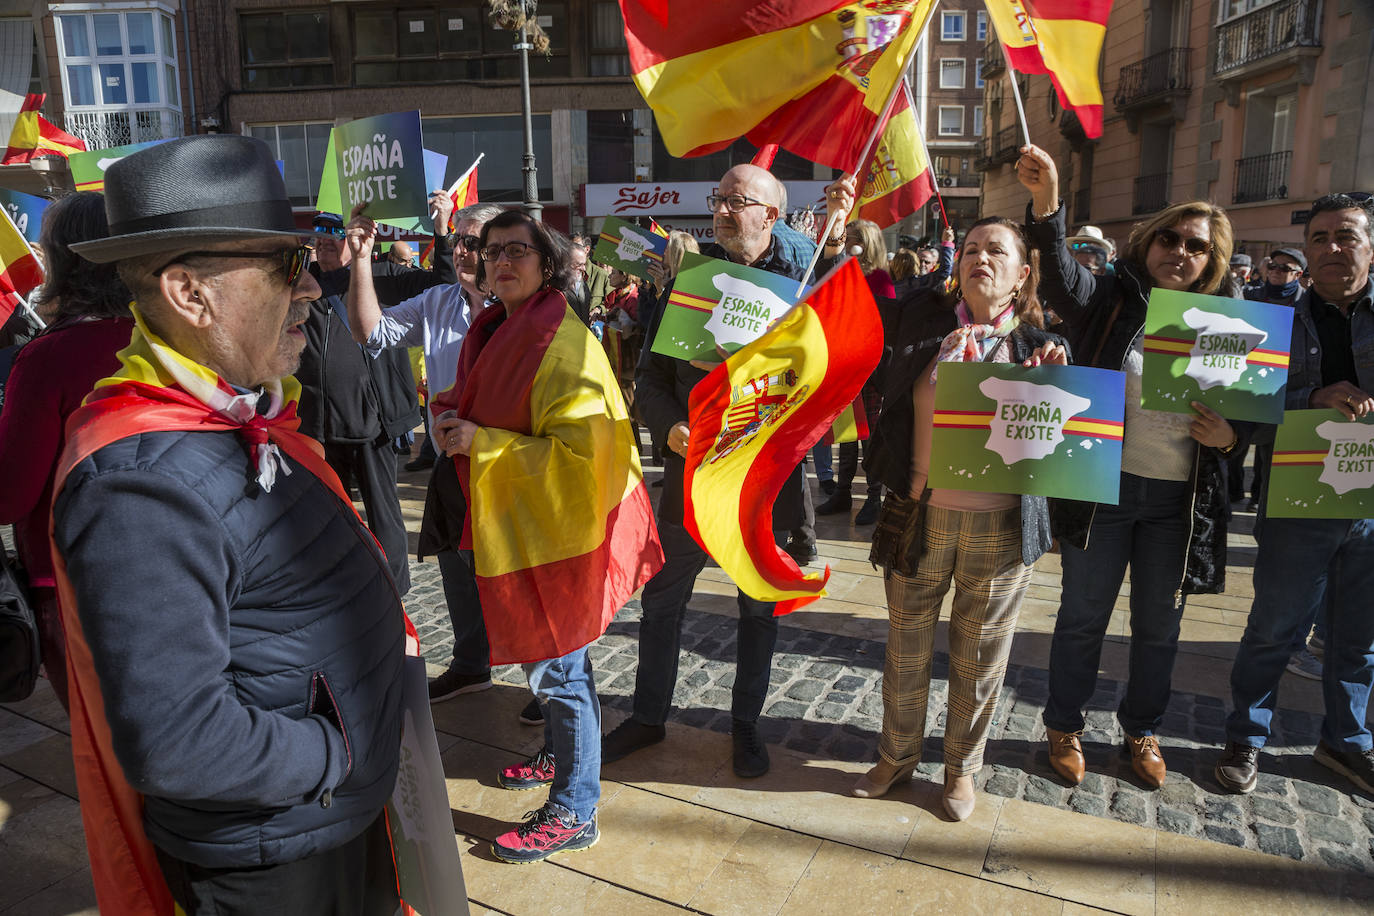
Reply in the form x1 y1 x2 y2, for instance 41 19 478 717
867 289 1066 567
297 248 456 445
1026 203 1228 595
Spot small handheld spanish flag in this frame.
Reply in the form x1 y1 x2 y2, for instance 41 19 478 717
2 93 87 165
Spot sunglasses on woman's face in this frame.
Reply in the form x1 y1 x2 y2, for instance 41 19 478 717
1153 228 1212 257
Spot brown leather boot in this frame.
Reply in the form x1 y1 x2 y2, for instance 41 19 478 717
1046 728 1085 785
1125 734 1167 788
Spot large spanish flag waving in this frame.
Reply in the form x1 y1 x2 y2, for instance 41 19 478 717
434 289 664 665
2 93 87 164
1 206 43 324
851 81 936 229
685 259 882 612
623 0 936 173
985 0 1112 138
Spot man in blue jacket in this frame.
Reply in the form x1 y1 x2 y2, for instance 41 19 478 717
57 135 405 914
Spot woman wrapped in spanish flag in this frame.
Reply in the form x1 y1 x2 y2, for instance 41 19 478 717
429 209 663 863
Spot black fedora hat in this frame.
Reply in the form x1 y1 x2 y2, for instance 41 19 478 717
73 134 306 263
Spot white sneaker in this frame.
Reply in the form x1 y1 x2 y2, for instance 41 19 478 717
1286 648 1322 681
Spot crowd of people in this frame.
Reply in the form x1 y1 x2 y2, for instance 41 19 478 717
0 128 1371 912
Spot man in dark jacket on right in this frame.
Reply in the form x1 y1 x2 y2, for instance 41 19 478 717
602 164 845 778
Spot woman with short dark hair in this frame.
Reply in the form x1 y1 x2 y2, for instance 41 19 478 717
430 208 662 864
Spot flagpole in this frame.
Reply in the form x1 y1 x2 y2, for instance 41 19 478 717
16 292 45 330
795 2 938 297
430 152 485 223
1002 44 1032 147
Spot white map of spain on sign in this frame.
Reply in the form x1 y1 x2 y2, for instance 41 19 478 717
1182 307 1267 390
1316 420 1374 495
978 378 1092 464
614 226 655 263
704 274 792 349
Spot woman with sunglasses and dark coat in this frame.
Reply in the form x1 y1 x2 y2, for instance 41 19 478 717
1016 144 1238 791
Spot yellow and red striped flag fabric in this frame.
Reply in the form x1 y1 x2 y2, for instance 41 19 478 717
851 81 936 229
622 0 936 173
444 156 481 233
432 288 664 665
2 93 87 164
684 259 882 612
0 206 43 324
984 0 1113 138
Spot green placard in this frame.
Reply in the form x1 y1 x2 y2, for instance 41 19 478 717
1267 409 1374 519
592 216 668 282
332 110 429 229
927 362 1127 504
649 252 801 361
1140 288 1294 423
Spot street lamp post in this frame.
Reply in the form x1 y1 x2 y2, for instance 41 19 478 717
515 1 542 221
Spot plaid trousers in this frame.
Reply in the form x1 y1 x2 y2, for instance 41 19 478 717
878 504 1033 776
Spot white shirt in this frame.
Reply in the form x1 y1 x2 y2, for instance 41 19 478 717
365 283 475 398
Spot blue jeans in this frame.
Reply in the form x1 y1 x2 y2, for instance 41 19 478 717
524 647 601 822
437 549 489 675
1226 516 1374 753
812 444 833 483
1044 472 1192 737
632 521 779 725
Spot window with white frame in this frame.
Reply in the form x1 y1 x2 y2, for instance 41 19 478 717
938 106 963 136
247 122 333 208
977 11 988 41
973 105 984 136
940 11 965 41
939 59 965 89
54 4 182 148
975 58 985 88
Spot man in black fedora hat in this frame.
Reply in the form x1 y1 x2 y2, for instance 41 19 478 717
52 134 406 914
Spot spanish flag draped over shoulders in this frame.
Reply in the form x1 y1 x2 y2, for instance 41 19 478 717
433 290 663 665
622 0 935 172
985 0 1113 138
685 259 882 613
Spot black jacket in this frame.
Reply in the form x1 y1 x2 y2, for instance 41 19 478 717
297 244 456 445
867 290 1065 566
1026 203 1228 595
636 239 834 530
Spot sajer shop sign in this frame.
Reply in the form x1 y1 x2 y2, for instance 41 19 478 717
582 181 830 218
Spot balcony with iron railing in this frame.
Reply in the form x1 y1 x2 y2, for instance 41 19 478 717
1233 150 1291 204
989 126 1020 166
1115 48 1192 111
980 40 1005 79
1215 0 1320 82
65 108 183 150
1133 173 1169 215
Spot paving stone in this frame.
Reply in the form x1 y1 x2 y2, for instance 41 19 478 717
1203 824 1246 848
1156 805 1197 835
701 688 732 708
1254 771 1288 796
825 692 856 705
1070 792 1107 817
785 679 825 702
1319 848 1371 874
682 668 711 689
1078 772 1107 796
1110 792 1148 825
985 772 1021 798
1308 813 1358 846
1364 809 1374 834
1158 781 1199 807
808 661 842 678
767 700 808 719
815 702 848 722
600 651 637 672
1204 798 1244 826
1251 795 1299 825
859 693 884 718
1024 774 1064 807
1294 781 1342 816
1255 822 1305 860
776 654 806 670
833 675 867 693
1351 793 1374 809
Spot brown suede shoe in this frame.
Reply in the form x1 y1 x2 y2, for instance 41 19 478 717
1046 728 1086 785
1125 734 1167 788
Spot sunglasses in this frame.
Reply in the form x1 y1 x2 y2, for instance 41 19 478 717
1267 263 1302 274
312 224 345 238
155 245 311 286
455 234 483 252
1153 228 1212 257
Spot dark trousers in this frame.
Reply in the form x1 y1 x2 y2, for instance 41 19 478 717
439 548 490 674
631 520 780 725
835 440 882 500
155 814 399 916
324 440 411 593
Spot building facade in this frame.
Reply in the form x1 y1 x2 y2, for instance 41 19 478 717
978 0 1374 261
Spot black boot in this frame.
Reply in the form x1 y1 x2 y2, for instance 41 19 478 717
815 488 852 515
854 497 880 525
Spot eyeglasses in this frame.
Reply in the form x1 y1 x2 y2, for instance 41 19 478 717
455 234 483 252
1153 228 1212 257
479 241 539 262
154 245 311 286
312 224 345 238
706 193 770 214
1267 263 1302 274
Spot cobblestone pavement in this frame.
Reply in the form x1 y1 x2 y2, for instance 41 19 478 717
402 558 1374 880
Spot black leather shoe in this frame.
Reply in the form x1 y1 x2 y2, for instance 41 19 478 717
405 456 435 472
816 489 852 515
601 718 666 763
854 498 880 525
784 540 818 565
732 719 770 778
819 479 837 496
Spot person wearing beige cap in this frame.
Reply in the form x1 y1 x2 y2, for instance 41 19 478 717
1066 225 1115 275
